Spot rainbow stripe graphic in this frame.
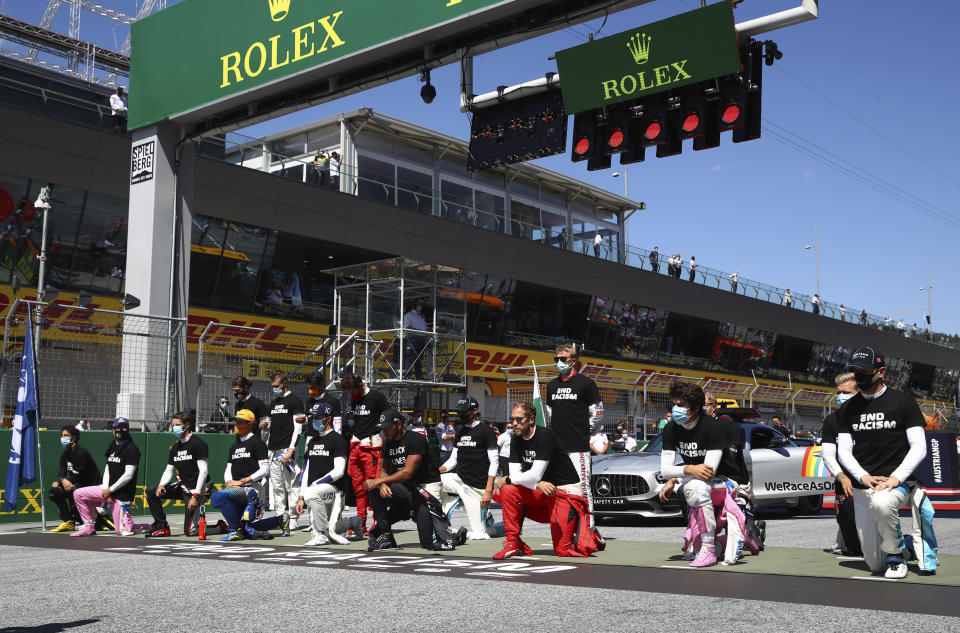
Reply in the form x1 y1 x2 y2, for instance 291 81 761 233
801 446 830 477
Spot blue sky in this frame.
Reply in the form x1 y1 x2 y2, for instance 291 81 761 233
3 0 958 337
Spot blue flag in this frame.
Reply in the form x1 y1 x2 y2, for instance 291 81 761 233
3 314 38 512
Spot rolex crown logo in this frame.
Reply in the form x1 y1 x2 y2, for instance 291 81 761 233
268 0 291 22
626 32 652 65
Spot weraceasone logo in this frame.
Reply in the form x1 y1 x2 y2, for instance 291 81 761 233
763 481 832 492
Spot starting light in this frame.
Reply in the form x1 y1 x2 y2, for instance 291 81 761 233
643 120 661 141
682 113 700 133
608 128 625 148
721 103 741 125
574 136 591 156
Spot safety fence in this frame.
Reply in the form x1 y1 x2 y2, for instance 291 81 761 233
0 429 237 524
1 299 185 431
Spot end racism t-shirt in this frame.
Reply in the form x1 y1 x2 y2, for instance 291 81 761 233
268 392 304 450
837 388 925 488
351 389 391 440
546 373 601 453
304 431 348 492
167 434 210 491
661 416 728 467
105 440 141 502
509 426 579 487
382 430 440 485
452 422 498 489
228 435 269 480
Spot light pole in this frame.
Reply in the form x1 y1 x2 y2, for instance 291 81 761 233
804 224 821 299
612 167 628 197
919 281 933 332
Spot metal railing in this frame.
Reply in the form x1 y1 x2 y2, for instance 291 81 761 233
3 73 956 352
220 130 959 352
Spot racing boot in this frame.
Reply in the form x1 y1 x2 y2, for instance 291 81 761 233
690 546 718 568
493 537 533 560
590 526 606 552
52 521 75 533
145 522 171 538
367 531 398 552
70 524 96 537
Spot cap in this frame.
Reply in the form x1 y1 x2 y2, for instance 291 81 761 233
847 347 885 371
455 395 479 413
376 408 405 432
235 409 257 423
111 417 129 429
310 401 334 417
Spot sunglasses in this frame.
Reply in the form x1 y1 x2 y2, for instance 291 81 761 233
554 356 576 362
508 416 526 423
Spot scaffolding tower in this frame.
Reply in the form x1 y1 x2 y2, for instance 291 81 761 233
330 257 467 414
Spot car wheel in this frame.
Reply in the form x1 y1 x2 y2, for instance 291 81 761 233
796 494 823 516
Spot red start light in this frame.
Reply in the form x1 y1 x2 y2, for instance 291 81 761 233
574 137 591 155
682 113 700 133
643 121 662 141
722 103 742 125
608 128 625 148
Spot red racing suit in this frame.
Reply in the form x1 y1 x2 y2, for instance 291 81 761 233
498 484 596 557
348 441 380 529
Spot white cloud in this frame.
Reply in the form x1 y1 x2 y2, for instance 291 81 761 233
712 164 723 171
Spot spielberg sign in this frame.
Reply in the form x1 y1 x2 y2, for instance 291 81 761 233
130 140 156 185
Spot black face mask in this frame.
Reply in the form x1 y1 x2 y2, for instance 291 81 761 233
234 391 245 400
855 372 877 390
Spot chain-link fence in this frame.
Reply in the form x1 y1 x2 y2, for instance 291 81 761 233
640 373 702 439
195 322 333 428
789 389 835 433
1 299 186 431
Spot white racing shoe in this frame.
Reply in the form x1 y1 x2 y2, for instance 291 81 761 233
305 533 331 547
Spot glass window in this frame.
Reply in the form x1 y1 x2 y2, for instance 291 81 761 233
541 209 567 249
68 189 127 297
510 199 540 241
440 180 473 225
357 155 396 204
397 167 433 215
474 190 504 232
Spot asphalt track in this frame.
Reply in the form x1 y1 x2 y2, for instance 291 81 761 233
2 511 958 631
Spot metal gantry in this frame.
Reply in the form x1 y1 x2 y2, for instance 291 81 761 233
3 0 166 85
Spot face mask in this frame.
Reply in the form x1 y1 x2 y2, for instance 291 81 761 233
854 373 876 390
556 361 571 375
218 402 228 410
312 420 324 432
234 391 244 400
272 387 283 397
172 426 184 438
60 437 71 447
114 430 128 442
416 305 423 313
671 404 690 425
836 393 854 406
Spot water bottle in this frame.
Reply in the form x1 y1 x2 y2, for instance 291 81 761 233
198 505 207 541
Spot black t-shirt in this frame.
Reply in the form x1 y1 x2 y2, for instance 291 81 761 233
228 435 269 480
661 416 728 466
304 431 348 492
350 389 391 440
509 426 579 487
820 412 853 480
382 430 440 485
235 394 269 437
546 373 601 453
105 440 141 502
452 422 498 489
713 415 749 485
837 388 925 488
267 392 304 450
58 444 100 487
167 434 210 491
302 392 343 439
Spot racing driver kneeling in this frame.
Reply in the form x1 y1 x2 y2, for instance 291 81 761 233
493 400 601 559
